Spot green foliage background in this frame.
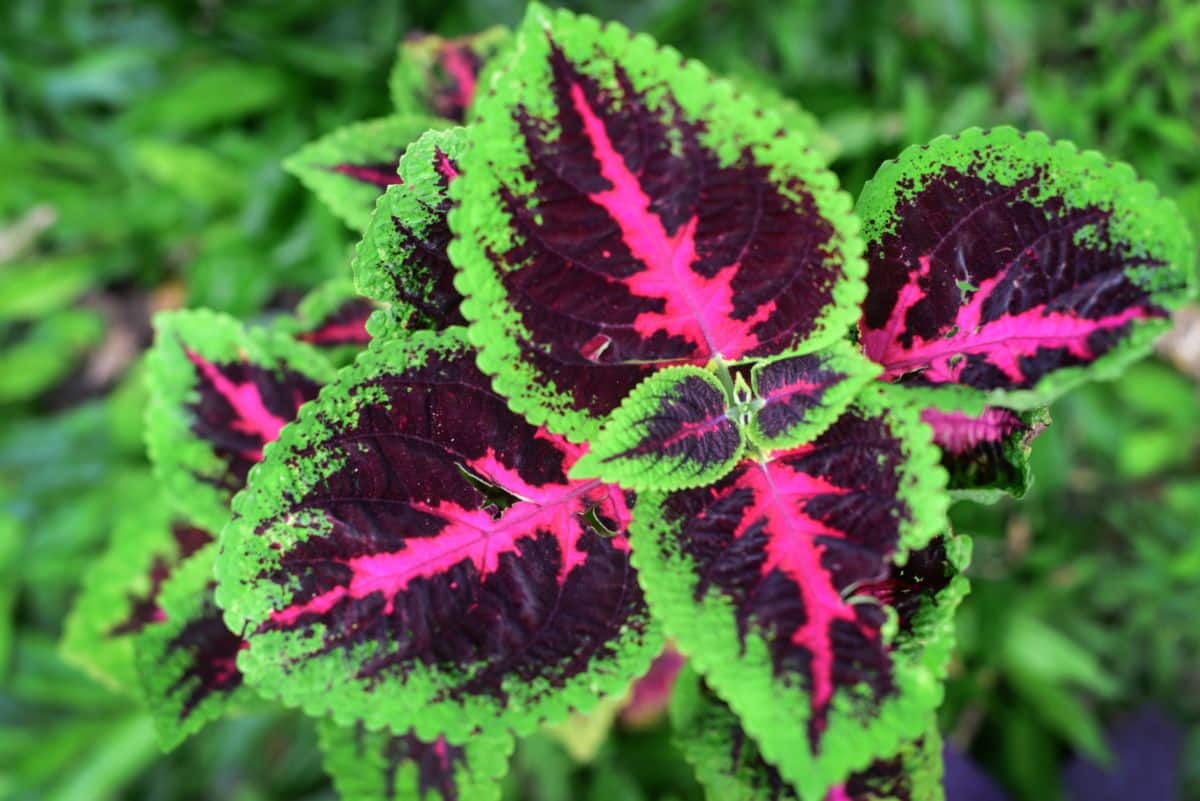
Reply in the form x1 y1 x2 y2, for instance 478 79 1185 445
0 1 1196 799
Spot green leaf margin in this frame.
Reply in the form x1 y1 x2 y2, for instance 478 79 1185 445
318 717 514 801
670 664 946 801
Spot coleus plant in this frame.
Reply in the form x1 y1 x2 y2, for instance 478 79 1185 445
66 5 1195 801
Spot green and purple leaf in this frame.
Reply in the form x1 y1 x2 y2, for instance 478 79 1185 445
318 718 514 801
922 406 1050 501
858 127 1196 409
570 366 744 492
390 28 511 123
354 128 467 333
216 328 661 741
671 665 945 801
146 309 334 532
630 388 964 799
275 279 377 367
135 544 250 750
61 477 213 692
451 5 865 440
748 341 882 451
286 115 447 230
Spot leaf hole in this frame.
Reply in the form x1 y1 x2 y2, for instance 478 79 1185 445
455 463 520 512
582 506 619 537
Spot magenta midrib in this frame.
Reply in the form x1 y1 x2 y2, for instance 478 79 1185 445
566 81 733 360
869 204 1115 364
272 476 606 624
187 350 290 450
439 45 477 111
879 307 1144 372
300 320 370 345
744 461 867 711
759 378 827 405
649 410 732 451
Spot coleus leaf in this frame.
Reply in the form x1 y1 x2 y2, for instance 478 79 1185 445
318 717 514 801
285 115 448 230
146 309 334 532
858 127 1196 409
570 366 745 492
922 406 1050 502
134 544 250 750
629 388 964 800
748 341 882 451
215 328 662 742
274 278 376 367
61 479 213 692
390 28 511 123
450 4 866 441
671 665 945 801
354 127 467 332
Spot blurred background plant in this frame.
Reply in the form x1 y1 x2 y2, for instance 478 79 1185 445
0 1 1196 799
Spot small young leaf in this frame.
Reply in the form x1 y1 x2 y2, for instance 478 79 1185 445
146 309 334 532
274 278 377 367
630 388 962 800
921 406 1050 502
318 717 514 801
858 127 1196 409
285 115 447 230
748 341 882 451
216 328 661 742
620 645 685 728
353 128 467 332
61 481 213 692
451 4 866 441
671 665 945 801
570 367 743 492
390 28 511 123
134 544 250 751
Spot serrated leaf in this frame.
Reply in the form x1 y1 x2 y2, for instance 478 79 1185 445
671 665 945 801
570 367 743 492
450 4 866 441
748 341 882 451
134 544 250 751
317 717 513 801
353 128 467 332
274 278 377 367
858 127 1196 409
146 309 334 532
216 328 662 742
922 406 1049 502
630 388 964 800
285 115 448 230
61 486 213 693
390 28 511 123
